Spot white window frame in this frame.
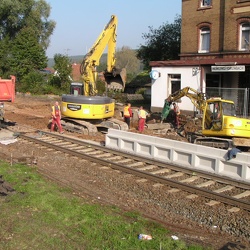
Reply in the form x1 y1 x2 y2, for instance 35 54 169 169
199 27 210 53
200 0 212 7
239 23 250 51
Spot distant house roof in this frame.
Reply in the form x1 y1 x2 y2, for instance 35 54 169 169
72 63 81 81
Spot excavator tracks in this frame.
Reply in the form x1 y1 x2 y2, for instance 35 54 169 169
61 118 98 135
61 117 128 135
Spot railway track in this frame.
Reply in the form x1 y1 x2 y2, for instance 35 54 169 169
18 130 250 212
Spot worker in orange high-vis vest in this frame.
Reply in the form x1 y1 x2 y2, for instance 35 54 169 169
138 106 148 132
123 102 133 129
51 101 64 134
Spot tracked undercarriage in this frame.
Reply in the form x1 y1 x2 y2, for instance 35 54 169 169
61 117 128 135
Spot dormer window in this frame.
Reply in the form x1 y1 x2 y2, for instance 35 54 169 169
201 0 212 7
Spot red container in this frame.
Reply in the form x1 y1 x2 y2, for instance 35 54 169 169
0 75 15 103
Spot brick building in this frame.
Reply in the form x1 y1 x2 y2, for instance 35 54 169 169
150 0 250 116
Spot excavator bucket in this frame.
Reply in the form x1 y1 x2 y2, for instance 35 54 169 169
104 68 126 91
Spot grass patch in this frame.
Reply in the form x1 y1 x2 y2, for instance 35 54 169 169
0 161 208 249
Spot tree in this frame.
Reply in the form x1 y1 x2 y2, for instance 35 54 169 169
97 46 142 83
137 15 181 70
116 46 141 76
52 53 72 90
11 27 48 79
0 0 55 78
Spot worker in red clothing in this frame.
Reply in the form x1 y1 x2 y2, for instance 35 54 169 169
51 101 64 134
138 106 148 132
173 102 180 128
123 102 133 129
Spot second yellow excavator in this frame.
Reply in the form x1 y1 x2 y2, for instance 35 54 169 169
61 15 127 135
162 87 250 150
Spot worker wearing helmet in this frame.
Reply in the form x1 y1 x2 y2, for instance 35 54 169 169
51 101 64 134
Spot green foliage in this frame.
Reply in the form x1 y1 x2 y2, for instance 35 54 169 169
17 70 44 93
96 47 142 84
0 162 206 250
135 88 146 95
53 53 73 89
11 27 47 79
128 70 151 86
0 0 55 49
96 79 107 95
0 36 12 78
16 70 67 95
137 15 181 70
0 0 55 80
116 46 141 76
16 70 49 94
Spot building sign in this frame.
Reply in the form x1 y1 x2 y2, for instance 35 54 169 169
211 65 245 72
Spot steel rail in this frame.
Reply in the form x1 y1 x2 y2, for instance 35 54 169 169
37 131 250 190
19 132 250 211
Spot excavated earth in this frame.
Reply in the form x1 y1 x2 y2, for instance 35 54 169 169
0 94 250 250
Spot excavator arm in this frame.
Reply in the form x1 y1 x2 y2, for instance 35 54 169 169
80 15 126 96
166 87 206 111
161 87 206 121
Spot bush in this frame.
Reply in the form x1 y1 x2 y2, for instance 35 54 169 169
15 71 71 95
17 71 46 94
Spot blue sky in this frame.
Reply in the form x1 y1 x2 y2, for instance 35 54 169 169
46 1 181 58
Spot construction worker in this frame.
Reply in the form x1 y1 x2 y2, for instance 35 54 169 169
123 102 133 129
51 101 64 134
173 103 180 128
138 106 148 132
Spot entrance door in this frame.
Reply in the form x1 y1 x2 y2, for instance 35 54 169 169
206 74 221 98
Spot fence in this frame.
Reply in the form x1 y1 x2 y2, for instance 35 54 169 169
206 87 249 117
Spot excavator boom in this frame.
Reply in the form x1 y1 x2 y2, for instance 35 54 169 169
80 15 125 96
161 87 206 121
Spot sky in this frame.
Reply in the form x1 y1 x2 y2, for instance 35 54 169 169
46 0 181 58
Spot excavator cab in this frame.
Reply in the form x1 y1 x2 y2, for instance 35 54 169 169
104 67 126 91
70 82 83 95
202 98 239 136
204 101 223 131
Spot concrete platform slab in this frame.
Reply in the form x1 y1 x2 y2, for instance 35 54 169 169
105 129 250 183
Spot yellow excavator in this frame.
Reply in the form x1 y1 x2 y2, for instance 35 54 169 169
61 15 127 135
162 87 250 149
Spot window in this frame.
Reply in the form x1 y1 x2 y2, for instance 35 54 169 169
201 0 211 7
169 74 181 94
239 23 250 50
199 27 210 53
222 102 236 117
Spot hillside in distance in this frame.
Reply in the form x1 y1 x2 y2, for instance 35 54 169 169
47 54 107 68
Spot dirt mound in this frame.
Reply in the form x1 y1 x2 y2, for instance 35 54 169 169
0 175 15 196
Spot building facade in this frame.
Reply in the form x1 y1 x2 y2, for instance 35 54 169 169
150 0 250 116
